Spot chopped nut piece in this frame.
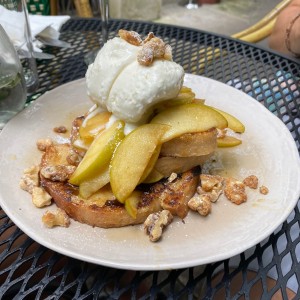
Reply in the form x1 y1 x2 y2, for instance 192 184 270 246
168 172 177 183
210 188 223 203
40 165 76 182
42 208 70 228
118 29 143 46
144 210 173 242
200 174 224 192
143 32 155 43
36 139 53 151
53 126 67 133
197 186 222 203
259 185 269 195
243 175 258 189
116 30 174 66
20 165 40 194
32 186 52 208
198 174 224 202
224 178 247 205
137 37 170 66
188 194 212 216
66 149 82 166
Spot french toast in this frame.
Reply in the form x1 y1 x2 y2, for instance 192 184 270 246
160 128 217 157
40 143 200 228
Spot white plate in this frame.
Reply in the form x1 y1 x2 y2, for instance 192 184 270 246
0 74 299 271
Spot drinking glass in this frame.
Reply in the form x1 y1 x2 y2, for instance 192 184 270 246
84 0 109 65
0 25 27 129
99 0 109 43
0 0 39 93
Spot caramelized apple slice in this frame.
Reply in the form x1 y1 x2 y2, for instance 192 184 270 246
142 87 197 121
69 120 125 185
155 86 195 110
180 86 193 93
209 106 245 133
79 167 110 198
124 191 143 219
217 136 242 147
139 145 161 184
79 111 111 142
151 103 228 142
142 169 164 184
110 123 170 203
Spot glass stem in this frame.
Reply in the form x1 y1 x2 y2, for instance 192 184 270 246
21 0 39 93
99 0 109 45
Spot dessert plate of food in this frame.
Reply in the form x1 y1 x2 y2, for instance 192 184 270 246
0 30 299 270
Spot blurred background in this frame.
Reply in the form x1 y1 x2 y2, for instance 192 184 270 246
25 0 281 50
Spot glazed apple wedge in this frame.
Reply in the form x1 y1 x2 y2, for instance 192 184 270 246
207 106 245 147
150 103 228 142
79 167 110 198
79 111 112 143
209 106 245 133
110 123 170 203
217 136 242 147
69 120 125 185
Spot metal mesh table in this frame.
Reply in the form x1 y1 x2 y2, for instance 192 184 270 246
1 18 299 299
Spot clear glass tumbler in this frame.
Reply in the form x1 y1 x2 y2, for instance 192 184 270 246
0 25 27 129
0 0 39 94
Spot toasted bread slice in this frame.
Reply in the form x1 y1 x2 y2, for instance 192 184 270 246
152 128 216 178
149 168 199 219
154 154 212 177
40 143 199 228
160 128 217 157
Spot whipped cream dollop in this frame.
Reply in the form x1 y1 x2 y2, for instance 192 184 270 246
86 36 184 123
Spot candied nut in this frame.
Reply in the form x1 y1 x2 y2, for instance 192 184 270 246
197 187 222 203
137 37 168 66
197 186 205 194
42 208 70 228
66 149 82 166
243 175 258 189
32 186 52 208
53 126 67 133
118 29 143 46
143 32 155 43
137 47 153 66
20 165 40 194
198 174 224 202
210 189 223 203
188 194 212 216
200 174 224 192
36 139 53 151
144 210 173 242
224 178 247 205
259 185 269 195
168 172 177 183
146 37 165 57
40 165 76 182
